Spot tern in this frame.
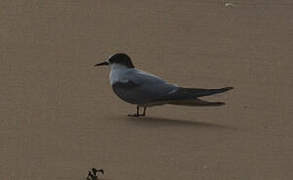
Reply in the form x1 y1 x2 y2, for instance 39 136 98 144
95 53 233 117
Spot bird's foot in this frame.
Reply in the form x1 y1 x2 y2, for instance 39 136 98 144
128 114 146 117
128 106 147 117
128 113 140 117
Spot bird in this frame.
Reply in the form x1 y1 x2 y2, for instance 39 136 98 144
95 53 233 117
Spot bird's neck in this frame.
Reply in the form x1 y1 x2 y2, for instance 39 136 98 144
109 64 132 85
110 63 129 70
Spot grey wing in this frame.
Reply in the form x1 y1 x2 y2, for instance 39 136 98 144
117 69 178 105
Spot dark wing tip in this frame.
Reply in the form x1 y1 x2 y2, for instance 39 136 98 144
213 102 226 106
223 87 234 91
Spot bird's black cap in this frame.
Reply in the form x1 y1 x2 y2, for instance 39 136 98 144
108 53 135 68
95 53 134 68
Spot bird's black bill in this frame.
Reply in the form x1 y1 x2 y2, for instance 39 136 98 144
94 61 109 66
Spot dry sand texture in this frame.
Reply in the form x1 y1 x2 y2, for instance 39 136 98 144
1 0 293 179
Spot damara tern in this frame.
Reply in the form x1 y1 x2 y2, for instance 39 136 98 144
95 53 233 117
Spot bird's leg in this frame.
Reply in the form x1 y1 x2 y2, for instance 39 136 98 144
141 107 147 116
128 106 140 117
137 105 140 116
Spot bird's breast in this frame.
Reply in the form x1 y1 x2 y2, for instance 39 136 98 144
111 82 140 104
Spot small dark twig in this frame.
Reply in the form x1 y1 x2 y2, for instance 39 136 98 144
92 168 104 175
86 168 104 180
86 171 94 180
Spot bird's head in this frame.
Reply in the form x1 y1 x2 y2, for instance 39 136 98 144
95 53 135 69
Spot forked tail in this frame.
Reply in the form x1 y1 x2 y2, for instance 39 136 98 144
168 98 225 106
178 86 234 98
152 86 233 106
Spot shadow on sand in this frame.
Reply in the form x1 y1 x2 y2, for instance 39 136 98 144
124 116 237 130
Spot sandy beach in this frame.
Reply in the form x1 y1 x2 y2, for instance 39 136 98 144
1 0 293 179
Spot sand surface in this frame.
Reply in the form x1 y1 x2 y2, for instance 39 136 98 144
1 0 293 179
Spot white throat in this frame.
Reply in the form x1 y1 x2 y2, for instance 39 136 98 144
110 63 129 70
109 63 131 85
